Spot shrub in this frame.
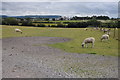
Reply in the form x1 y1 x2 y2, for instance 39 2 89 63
67 22 88 28
57 23 66 28
37 24 46 27
21 21 34 26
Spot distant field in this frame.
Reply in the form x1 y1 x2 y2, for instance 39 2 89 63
32 20 87 26
32 20 113 27
97 20 112 23
33 20 88 23
33 23 68 26
2 25 119 56
33 20 113 23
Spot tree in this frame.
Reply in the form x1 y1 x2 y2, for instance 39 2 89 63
57 22 66 28
44 18 49 21
2 17 19 25
37 24 46 27
21 20 33 26
52 18 55 21
67 22 88 28
87 18 101 27
21 18 34 26
0 18 2 25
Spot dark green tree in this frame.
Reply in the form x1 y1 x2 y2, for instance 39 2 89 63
2 17 19 25
87 18 101 27
21 18 34 26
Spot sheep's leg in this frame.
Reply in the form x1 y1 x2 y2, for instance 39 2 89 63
106 38 108 41
101 38 103 41
86 44 88 48
84 44 86 48
92 43 94 48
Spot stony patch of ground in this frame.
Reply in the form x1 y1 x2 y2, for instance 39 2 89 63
2 37 118 78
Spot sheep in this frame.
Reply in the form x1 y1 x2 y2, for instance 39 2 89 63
84 28 88 31
103 28 111 33
103 29 108 33
93 27 100 30
104 29 111 36
116 27 118 30
100 28 104 31
101 34 109 41
82 37 95 48
15 28 22 34
107 31 111 36
93 28 96 29
96 27 100 30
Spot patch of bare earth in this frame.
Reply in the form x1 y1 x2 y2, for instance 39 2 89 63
2 37 118 78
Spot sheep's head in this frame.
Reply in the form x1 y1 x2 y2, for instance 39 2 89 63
81 43 85 48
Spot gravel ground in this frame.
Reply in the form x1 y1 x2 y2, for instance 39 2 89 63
2 37 118 78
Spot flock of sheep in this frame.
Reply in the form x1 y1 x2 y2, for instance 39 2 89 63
15 27 111 48
82 27 110 48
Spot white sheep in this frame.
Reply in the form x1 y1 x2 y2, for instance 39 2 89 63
100 28 104 31
101 34 109 41
103 29 108 33
82 37 95 48
84 28 88 31
96 27 100 30
116 28 118 30
15 28 22 34
93 27 100 30
103 28 111 33
93 28 96 30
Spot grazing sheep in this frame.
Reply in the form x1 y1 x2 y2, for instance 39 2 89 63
103 29 108 33
93 27 100 30
100 28 104 31
103 28 111 33
96 27 100 30
106 29 111 36
116 28 118 30
101 34 109 41
84 28 88 31
15 28 22 34
82 37 95 48
93 28 96 30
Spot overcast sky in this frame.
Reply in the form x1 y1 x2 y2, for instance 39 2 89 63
1 0 119 2
1 2 118 18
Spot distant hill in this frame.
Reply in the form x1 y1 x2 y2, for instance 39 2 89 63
0 15 61 18
0 15 8 18
24 15 61 18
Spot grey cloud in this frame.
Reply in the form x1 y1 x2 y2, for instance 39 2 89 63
1 2 118 18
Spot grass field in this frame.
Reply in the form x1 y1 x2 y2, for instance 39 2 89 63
1 25 119 56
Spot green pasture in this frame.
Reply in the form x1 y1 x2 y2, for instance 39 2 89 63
97 20 112 23
1 25 119 56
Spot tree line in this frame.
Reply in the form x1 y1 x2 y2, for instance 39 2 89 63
71 15 110 20
0 17 118 28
